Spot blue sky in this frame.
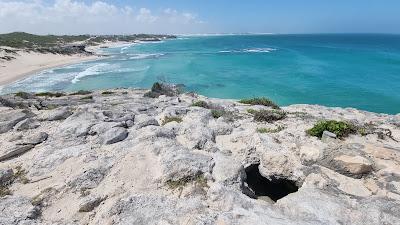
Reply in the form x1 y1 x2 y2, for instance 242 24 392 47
1 0 400 34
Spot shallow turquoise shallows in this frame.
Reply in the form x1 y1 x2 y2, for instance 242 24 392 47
2 34 400 114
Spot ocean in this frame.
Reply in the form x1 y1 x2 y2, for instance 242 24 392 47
2 34 400 114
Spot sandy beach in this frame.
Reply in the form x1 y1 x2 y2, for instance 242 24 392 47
0 51 99 86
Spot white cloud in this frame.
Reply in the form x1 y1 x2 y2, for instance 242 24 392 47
0 0 207 34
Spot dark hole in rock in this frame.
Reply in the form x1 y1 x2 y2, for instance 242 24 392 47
243 164 299 202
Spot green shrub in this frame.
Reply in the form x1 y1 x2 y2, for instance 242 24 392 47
211 109 225 119
191 100 209 108
239 97 280 109
162 116 183 125
102 91 114 95
306 120 356 139
35 92 65 98
0 186 11 197
247 109 258 114
15 92 31 99
80 96 93 100
69 90 92 95
166 174 208 190
257 125 285 133
253 110 286 122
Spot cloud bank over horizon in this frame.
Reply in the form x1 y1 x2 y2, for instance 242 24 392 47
0 0 207 34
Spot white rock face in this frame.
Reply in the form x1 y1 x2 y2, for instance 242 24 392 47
0 88 399 225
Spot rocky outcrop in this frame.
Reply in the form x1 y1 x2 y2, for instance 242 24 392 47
0 88 399 225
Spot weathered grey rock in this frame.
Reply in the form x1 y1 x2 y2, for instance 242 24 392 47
0 196 40 224
14 118 40 131
135 114 159 128
0 144 35 162
160 150 214 182
0 168 13 185
20 132 48 145
60 108 99 137
333 155 373 176
38 107 72 121
101 127 128 144
78 195 106 212
0 109 30 133
321 130 337 142
67 167 108 192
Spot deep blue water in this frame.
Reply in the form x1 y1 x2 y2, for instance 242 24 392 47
2 34 400 114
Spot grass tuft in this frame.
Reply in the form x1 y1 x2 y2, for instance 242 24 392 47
239 97 280 109
101 91 114 95
191 100 209 108
80 96 93 100
253 110 286 122
69 90 92 95
15 91 31 99
35 92 65 98
257 125 285 133
162 116 183 125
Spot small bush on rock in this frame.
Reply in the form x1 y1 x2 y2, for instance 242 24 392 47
35 92 65 98
80 96 93 100
144 82 183 98
15 92 31 99
239 97 280 109
211 109 226 119
69 90 92 95
306 120 356 139
101 91 114 95
191 100 209 108
162 116 183 125
253 110 286 122
257 126 285 133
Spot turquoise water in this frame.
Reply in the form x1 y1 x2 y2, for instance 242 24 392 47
2 34 400 114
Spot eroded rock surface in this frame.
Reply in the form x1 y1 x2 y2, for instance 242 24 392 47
0 88 399 225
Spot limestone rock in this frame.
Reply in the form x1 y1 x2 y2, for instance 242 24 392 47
20 132 48 145
0 144 35 162
0 168 13 185
78 195 106 212
333 155 373 176
14 118 40 131
38 107 72 121
101 127 128 144
0 196 40 224
135 114 159 128
0 109 30 133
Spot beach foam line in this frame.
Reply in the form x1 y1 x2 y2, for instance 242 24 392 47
71 63 110 84
218 48 277 53
128 53 165 60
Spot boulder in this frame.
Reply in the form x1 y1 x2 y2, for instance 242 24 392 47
135 114 159 128
0 196 40 224
20 132 48 145
14 118 40 131
321 130 337 142
0 168 13 186
38 107 72 121
0 109 30 133
101 127 128 144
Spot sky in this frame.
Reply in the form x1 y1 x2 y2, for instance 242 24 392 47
0 0 400 35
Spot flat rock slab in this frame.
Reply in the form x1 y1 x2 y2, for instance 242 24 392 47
0 109 30 133
0 144 35 162
334 155 373 176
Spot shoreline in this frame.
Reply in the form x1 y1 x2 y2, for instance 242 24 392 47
0 41 145 87
0 52 100 86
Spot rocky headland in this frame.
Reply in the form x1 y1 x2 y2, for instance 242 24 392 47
0 83 400 225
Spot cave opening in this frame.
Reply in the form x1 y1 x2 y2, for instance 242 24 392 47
243 164 299 202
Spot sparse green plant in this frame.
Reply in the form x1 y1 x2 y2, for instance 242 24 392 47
211 109 225 119
80 96 93 100
13 166 29 184
239 97 280 109
306 120 356 139
191 100 209 108
166 174 208 190
101 91 114 95
35 92 65 98
162 116 183 125
69 90 92 95
247 108 258 114
257 125 285 133
253 110 286 122
15 91 31 99
0 186 11 197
